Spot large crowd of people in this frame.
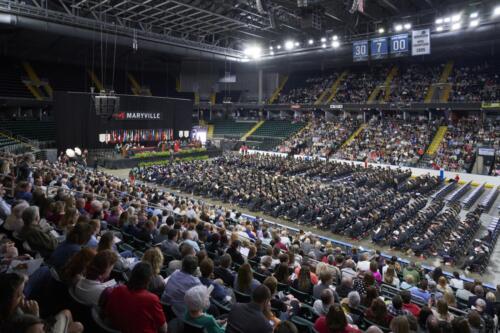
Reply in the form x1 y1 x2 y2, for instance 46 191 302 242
429 117 499 173
275 62 499 105
332 116 439 167
277 116 360 157
0 151 499 333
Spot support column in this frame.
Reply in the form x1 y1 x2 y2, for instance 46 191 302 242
258 69 263 105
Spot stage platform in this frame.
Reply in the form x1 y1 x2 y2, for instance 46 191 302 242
97 147 221 169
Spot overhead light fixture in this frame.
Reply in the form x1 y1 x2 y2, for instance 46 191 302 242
276 45 282 49
435 18 443 24
320 37 326 43
284 40 294 50
469 19 480 27
294 41 300 47
331 40 340 48
321 43 327 48
444 17 451 23
243 45 262 59
332 35 338 41
470 12 478 18
308 39 314 45
404 23 412 30
436 26 444 32
394 24 403 32
451 22 462 30
378 27 385 33
269 46 273 50
451 14 462 22
494 6 500 16
270 51 275 55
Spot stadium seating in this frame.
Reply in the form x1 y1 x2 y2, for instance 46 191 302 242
211 120 255 139
1 120 59 142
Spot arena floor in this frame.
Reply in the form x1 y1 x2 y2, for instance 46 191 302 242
104 167 500 287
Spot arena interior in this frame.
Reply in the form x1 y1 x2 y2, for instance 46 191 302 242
1 0 500 332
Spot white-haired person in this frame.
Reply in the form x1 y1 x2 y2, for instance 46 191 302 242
184 285 226 333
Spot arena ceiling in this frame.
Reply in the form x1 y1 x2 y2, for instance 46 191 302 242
0 0 497 60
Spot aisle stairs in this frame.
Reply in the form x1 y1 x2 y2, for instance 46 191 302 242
268 75 288 104
241 120 265 141
341 123 366 148
425 60 454 103
324 70 348 104
426 126 448 155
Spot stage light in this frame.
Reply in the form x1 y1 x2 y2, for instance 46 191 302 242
394 24 403 32
469 19 479 27
435 18 443 24
378 27 385 33
270 51 275 55
332 35 338 41
451 22 462 30
276 45 282 49
320 37 326 43
470 12 478 18
444 17 451 23
436 26 444 32
308 39 314 45
243 45 262 59
269 46 273 50
74 147 82 156
404 23 412 30
451 14 462 22
294 41 300 47
331 40 340 48
284 40 294 50
321 43 327 48
494 6 500 17
65 149 75 158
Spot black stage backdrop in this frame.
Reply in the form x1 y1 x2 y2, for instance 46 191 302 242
54 91 192 150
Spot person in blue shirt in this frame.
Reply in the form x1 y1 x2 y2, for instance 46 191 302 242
409 279 431 303
85 219 101 249
49 222 93 271
199 258 231 303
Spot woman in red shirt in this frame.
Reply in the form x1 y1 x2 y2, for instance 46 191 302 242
314 304 362 333
104 262 167 333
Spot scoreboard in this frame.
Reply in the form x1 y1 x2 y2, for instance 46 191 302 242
352 30 429 62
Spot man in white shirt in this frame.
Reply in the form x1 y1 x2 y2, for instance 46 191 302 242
449 271 464 290
74 250 118 306
356 253 371 272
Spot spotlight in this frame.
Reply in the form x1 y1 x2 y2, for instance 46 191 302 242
243 45 262 59
435 18 443 24
331 40 340 48
284 40 294 50
494 6 500 17
470 12 478 18
404 23 412 30
321 43 327 48
451 14 462 22
308 39 314 45
469 19 479 27
332 35 338 41
320 37 326 43
277 45 282 49
269 46 273 50
444 17 451 23
451 22 461 30
270 51 275 55
436 26 444 32
294 41 300 47
378 27 385 33
395 24 403 32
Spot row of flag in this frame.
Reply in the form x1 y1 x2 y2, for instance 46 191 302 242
105 128 174 144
